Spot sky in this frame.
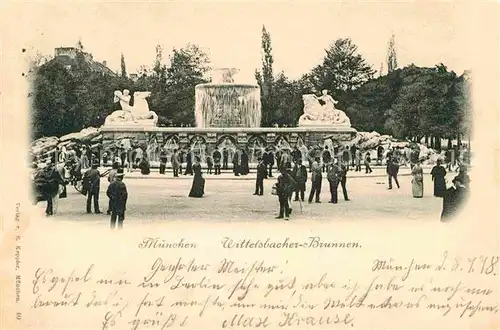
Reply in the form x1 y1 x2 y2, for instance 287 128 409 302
8 2 486 82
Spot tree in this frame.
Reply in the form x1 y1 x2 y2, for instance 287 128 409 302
31 61 75 138
120 53 127 78
255 25 276 126
162 44 211 125
385 64 460 145
270 72 304 126
386 34 398 73
345 69 402 133
311 38 375 99
147 44 168 116
453 71 472 146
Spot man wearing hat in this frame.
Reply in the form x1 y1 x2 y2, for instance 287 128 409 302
36 160 65 216
308 156 323 204
327 159 342 203
292 158 307 202
275 162 296 220
213 148 222 175
83 160 102 214
158 147 168 175
441 175 468 221
263 147 274 178
254 156 267 196
106 168 128 229
386 156 400 190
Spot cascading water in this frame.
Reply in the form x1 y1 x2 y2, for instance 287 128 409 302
190 136 206 162
247 137 266 163
163 138 179 160
195 68 261 128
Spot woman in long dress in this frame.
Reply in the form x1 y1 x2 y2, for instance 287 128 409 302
189 156 205 198
430 159 447 197
139 154 150 175
411 161 424 198
240 150 249 175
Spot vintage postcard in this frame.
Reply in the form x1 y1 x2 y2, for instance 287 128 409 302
0 1 498 329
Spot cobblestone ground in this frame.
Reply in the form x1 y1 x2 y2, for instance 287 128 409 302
32 169 444 226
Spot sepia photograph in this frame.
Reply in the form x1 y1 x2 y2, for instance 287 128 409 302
26 4 473 225
1 1 498 329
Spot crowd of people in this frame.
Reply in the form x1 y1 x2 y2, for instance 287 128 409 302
30 140 471 227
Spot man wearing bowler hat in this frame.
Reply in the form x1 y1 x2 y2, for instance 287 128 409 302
106 168 128 229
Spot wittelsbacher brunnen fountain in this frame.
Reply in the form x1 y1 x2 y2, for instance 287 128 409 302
100 67 356 166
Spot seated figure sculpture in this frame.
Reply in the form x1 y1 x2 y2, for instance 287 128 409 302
104 90 159 126
298 90 351 127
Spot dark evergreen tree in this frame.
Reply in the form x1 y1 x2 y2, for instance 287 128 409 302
386 34 398 73
120 53 127 78
255 25 276 126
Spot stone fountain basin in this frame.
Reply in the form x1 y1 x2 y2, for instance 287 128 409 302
195 83 259 88
100 126 357 134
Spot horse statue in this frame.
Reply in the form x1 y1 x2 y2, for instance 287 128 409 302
104 90 158 126
132 91 158 122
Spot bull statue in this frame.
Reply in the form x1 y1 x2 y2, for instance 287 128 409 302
298 90 351 127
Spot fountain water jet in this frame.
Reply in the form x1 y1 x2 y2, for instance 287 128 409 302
195 68 261 128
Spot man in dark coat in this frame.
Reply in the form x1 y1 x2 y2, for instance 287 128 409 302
340 163 350 201
308 157 323 204
106 168 128 229
276 163 296 220
291 146 302 164
263 148 274 177
342 147 350 171
222 148 229 170
254 157 267 196
441 176 468 221
213 149 222 175
159 148 168 174
350 145 357 167
292 158 307 202
83 161 101 213
322 146 332 173
387 156 400 189
327 160 342 203
36 161 65 216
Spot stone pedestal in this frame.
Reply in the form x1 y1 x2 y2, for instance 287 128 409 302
100 126 357 155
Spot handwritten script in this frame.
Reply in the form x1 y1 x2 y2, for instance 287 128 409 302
27 239 498 329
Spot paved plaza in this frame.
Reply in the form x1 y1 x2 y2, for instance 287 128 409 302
32 167 445 225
